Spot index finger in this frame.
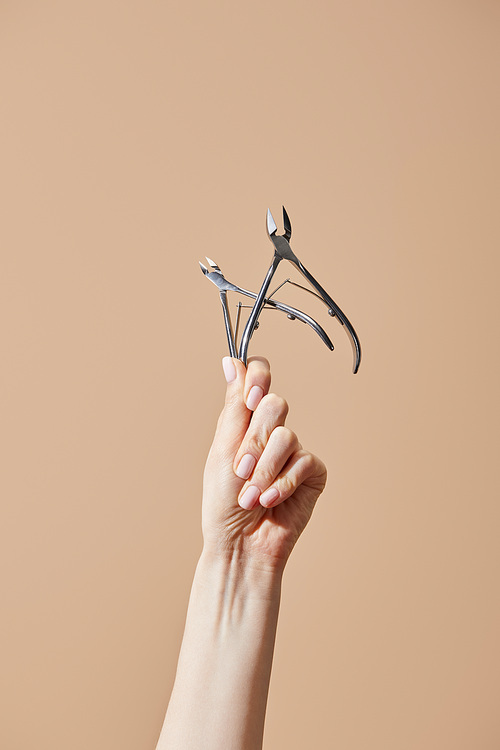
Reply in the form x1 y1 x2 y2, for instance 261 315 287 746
244 356 271 411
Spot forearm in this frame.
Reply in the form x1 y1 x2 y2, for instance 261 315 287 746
156 356 326 748
156 549 284 750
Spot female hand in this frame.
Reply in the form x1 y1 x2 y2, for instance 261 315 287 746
202 356 327 572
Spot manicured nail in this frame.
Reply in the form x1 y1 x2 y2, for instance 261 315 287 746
238 485 261 510
222 357 237 383
260 487 280 507
246 385 264 411
235 454 256 480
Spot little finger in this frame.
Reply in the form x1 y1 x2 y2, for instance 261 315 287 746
259 450 327 508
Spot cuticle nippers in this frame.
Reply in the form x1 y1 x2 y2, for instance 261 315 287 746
199 206 361 374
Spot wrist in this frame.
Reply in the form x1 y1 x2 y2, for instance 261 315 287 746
198 546 284 603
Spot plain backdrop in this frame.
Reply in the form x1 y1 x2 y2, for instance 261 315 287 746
1 1 499 748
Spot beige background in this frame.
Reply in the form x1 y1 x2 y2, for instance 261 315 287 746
1 1 499 748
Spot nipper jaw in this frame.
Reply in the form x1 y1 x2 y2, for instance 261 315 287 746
267 208 299 263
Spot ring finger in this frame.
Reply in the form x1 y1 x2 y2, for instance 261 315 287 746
238 426 299 510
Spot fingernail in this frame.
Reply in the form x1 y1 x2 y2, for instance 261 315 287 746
246 385 264 411
235 454 256 480
238 485 261 510
222 357 237 383
260 487 280 507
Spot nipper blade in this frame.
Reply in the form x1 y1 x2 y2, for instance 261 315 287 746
267 208 277 236
205 257 221 271
282 206 292 240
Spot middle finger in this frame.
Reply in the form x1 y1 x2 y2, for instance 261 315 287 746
233 393 289 480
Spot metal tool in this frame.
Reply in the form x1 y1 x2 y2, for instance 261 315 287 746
200 207 361 373
238 207 361 373
199 258 335 357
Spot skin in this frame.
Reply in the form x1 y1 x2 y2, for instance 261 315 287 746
156 356 327 750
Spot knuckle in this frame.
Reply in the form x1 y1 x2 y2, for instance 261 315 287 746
223 389 238 410
302 451 327 483
261 392 289 420
248 355 271 371
273 425 298 449
301 451 317 474
317 457 327 477
254 464 276 487
279 472 296 496
246 359 271 391
245 433 267 456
